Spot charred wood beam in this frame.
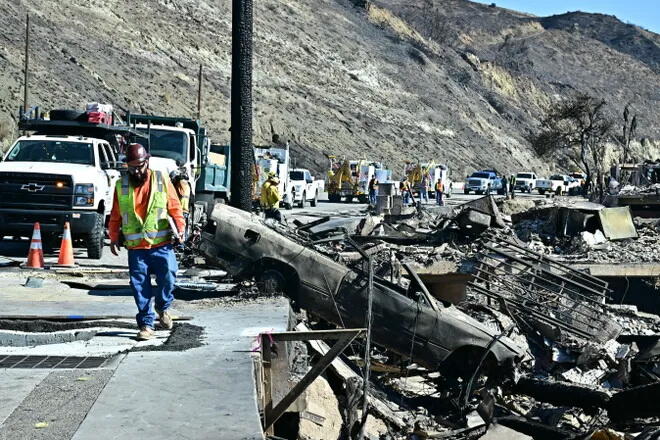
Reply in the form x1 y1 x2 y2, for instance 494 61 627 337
607 382 660 421
512 376 611 410
495 415 574 440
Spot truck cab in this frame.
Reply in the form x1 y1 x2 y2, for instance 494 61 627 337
289 169 318 208
464 170 504 195
0 134 121 258
514 172 537 193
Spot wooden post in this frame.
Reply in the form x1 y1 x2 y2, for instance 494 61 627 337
261 333 274 436
23 13 30 116
196 64 203 120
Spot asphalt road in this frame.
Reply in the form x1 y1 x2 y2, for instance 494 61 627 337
0 190 547 268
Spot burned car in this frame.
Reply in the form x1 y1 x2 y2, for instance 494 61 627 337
200 204 527 370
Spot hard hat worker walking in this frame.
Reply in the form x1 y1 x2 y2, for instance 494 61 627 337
108 144 186 341
261 172 282 222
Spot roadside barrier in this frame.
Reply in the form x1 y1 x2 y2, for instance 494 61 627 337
23 222 45 269
55 222 76 267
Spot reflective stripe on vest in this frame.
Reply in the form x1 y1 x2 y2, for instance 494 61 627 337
115 170 172 248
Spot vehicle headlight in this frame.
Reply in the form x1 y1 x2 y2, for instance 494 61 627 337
74 184 95 206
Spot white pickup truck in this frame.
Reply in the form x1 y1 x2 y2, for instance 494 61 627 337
514 172 537 193
536 174 580 195
289 169 319 208
0 134 121 258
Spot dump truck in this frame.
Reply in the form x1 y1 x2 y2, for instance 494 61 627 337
124 113 231 226
327 157 390 203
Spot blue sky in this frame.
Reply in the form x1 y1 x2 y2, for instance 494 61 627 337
473 0 659 33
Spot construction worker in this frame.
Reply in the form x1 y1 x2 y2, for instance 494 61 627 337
368 175 378 206
170 168 191 228
435 178 445 206
109 144 185 341
400 177 411 205
261 172 282 222
420 173 430 204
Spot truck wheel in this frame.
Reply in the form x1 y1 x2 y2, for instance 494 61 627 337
310 192 318 207
538 189 545 195
358 194 368 204
328 193 340 203
476 190 483 195
464 189 469 195
284 203 293 210
299 192 307 208
345 195 354 203
86 213 104 259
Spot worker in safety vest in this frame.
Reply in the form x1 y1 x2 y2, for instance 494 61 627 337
435 179 445 206
109 144 185 341
261 172 282 222
170 168 191 224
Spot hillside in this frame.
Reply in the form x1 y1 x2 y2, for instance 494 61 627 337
0 0 658 177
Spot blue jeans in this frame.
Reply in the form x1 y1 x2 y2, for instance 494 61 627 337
369 189 377 205
128 244 177 328
420 188 429 203
436 191 444 206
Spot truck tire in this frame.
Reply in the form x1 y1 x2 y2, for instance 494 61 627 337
358 194 368 204
464 189 469 195
310 191 318 207
86 213 104 259
538 189 545 195
299 192 307 208
328 193 340 203
345 195 354 203
50 109 85 121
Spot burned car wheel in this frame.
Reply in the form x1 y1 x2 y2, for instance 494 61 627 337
258 268 287 294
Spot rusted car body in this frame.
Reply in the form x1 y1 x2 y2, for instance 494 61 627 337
200 204 526 370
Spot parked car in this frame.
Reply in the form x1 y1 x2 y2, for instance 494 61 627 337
464 170 504 195
200 204 527 371
514 172 537 193
289 169 319 208
536 174 580 195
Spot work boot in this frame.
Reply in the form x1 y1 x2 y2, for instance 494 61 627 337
136 326 154 341
158 310 174 330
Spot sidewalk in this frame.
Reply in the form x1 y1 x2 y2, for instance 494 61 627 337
0 275 290 439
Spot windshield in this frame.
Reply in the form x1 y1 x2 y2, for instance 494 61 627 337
470 172 491 179
517 173 533 179
141 129 187 163
6 140 94 165
289 171 305 180
550 175 565 180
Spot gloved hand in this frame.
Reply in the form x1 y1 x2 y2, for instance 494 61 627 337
110 241 121 256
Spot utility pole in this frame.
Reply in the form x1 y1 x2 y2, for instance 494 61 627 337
23 13 30 116
196 64 203 120
230 0 254 211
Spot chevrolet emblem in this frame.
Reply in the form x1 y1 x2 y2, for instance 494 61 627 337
21 183 45 192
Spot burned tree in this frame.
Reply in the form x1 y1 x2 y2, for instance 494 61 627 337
620 103 638 164
531 94 614 197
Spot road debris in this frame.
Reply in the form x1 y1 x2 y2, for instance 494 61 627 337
192 194 660 438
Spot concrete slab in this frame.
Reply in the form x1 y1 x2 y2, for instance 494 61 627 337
73 298 290 440
573 263 660 278
0 370 50 426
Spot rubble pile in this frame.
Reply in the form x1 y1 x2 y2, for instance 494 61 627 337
197 200 660 439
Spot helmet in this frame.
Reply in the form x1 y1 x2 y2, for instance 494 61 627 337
125 143 150 166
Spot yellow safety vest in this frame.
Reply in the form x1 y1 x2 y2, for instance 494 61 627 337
260 181 281 209
115 171 171 248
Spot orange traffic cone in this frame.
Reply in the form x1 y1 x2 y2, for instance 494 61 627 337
23 222 45 269
56 222 76 267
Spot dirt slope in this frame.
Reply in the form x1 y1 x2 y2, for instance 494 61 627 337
0 0 658 177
